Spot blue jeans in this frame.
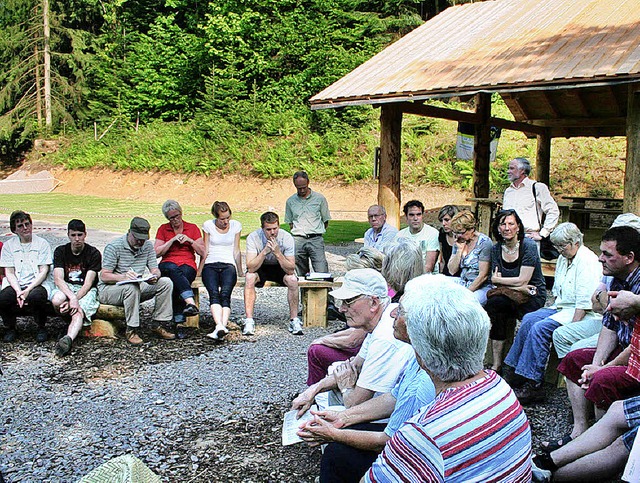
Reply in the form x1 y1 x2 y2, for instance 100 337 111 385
202 262 237 308
159 262 196 321
504 307 560 383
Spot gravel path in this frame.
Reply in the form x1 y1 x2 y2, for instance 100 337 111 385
0 231 353 482
0 231 614 481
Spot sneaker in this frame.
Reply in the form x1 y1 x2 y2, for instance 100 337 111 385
35 328 49 343
514 381 546 405
55 335 73 357
3 329 16 343
215 326 229 339
243 318 255 336
153 326 176 340
289 317 303 335
183 304 199 317
125 329 143 345
206 331 219 341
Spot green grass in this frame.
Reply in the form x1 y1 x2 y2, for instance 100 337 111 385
0 193 368 245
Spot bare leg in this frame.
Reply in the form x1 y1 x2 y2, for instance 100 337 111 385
552 399 628 468
210 303 223 325
566 379 593 439
66 312 84 341
491 339 504 371
52 292 83 341
554 437 629 481
283 274 299 319
244 273 258 319
221 307 231 327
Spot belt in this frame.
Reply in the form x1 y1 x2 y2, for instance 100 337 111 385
294 233 323 239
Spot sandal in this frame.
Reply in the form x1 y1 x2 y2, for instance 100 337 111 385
540 434 572 453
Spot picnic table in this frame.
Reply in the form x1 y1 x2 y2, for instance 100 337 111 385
563 196 623 230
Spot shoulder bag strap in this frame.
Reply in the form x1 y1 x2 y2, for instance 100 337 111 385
532 182 542 230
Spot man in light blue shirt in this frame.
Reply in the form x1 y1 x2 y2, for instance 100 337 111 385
364 205 398 252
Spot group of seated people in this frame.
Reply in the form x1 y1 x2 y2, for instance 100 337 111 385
0 202 307 355
294 201 640 482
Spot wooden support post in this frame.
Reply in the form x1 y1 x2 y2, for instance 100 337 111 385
625 83 640 214
379 105 403 229
473 93 491 200
536 129 551 185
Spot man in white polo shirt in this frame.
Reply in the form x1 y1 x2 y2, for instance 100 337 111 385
291 268 414 415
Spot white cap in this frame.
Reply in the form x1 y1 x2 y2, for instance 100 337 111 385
329 268 388 300
612 213 640 234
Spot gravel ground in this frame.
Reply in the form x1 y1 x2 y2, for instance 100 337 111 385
0 233 618 482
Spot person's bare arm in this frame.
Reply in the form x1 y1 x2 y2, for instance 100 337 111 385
425 250 438 273
468 260 490 293
233 232 243 274
492 265 534 287
311 328 367 350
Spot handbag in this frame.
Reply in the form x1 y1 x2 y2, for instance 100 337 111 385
539 235 560 261
487 286 531 305
532 182 560 260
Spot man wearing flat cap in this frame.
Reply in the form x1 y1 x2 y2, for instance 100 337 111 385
291 268 414 415
98 217 175 344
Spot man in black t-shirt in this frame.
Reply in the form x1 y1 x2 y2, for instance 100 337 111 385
51 219 102 356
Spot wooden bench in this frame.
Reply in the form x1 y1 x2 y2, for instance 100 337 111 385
91 277 340 334
569 207 622 230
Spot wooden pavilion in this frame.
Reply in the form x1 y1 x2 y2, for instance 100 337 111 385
309 0 640 227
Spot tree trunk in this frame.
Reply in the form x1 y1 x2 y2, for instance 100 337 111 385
43 0 52 131
34 43 42 129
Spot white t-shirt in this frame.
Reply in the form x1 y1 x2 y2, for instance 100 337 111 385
396 224 440 274
357 303 415 394
202 219 242 266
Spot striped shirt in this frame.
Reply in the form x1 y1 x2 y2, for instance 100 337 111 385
99 235 158 287
366 370 531 483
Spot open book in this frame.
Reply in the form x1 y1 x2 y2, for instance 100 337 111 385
116 274 155 285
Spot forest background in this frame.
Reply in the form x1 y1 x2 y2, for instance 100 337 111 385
0 0 626 197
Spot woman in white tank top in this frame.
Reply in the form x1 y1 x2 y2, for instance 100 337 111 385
200 201 242 340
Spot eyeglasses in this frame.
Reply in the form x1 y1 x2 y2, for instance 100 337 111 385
168 213 182 221
391 305 406 320
335 295 368 309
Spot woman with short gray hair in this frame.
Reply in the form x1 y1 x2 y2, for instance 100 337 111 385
366 275 531 481
503 222 602 404
382 237 424 299
154 200 206 333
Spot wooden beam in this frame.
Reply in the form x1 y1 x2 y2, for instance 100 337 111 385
473 93 492 199
400 102 479 124
400 102 545 135
379 105 403 229
490 117 546 136
624 83 640 214
531 117 626 128
536 129 551 186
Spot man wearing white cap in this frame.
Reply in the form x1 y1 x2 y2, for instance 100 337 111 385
291 268 415 414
